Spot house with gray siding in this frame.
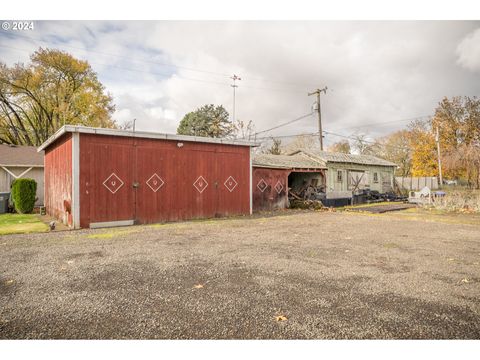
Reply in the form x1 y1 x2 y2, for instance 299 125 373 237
290 149 397 199
252 149 397 208
0 144 44 206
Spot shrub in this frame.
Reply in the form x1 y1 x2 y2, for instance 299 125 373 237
11 178 37 214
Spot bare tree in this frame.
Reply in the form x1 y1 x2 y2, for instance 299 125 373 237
284 134 317 153
263 138 282 155
327 140 351 154
118 119 134 130
234 119 255 139
351 133 381 155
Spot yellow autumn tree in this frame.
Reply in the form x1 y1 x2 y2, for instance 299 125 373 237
0 48 116 146
327 140 351 154
432 96 480 187
409 119 438 177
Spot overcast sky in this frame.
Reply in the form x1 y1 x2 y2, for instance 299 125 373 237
1 21 480 146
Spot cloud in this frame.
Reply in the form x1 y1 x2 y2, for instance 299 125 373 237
1 20 480 145
456 27 480 73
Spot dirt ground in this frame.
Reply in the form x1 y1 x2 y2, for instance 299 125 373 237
0 210 479 339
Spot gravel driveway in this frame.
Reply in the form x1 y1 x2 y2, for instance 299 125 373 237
1 211 479 339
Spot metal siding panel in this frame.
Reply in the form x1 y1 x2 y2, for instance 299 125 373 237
44 134 72 225
252 167 290 211
216 148 250 216
79 134 135 228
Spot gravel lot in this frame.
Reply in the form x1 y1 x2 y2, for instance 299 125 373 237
1 211 479 339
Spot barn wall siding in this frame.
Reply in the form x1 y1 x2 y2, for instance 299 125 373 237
44 134 73 226
252 167 290 211
78 134 250 227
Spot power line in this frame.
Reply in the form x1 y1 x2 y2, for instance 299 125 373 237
0 32 311 93
256 132 320 140
0 44 308 94
241 75 321 89
329 115 433 132
257 130 412 151
322 130 410 151
240 84 307 94
1 32 232 78
0 44 232 87
254 112 314 136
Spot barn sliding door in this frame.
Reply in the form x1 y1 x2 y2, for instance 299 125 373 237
134 141 218 224
133 140 249 224
79 134 136 228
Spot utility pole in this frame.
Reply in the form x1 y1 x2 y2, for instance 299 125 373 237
308 87 328 150
231 74 241 122
435 126 443 187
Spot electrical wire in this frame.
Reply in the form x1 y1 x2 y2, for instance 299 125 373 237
0 43 308 94
322 130 411 151
254 129 411 152
0 44 232 87
0 35 434 139
0 32 313 92
253 112 314 136
255 132 319 140
329 115 433 132
1 32 232 78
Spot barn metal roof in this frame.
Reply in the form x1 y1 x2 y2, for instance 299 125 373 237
38 125 259 152
291 149 397 167
0 144 44 167
253 153 327 169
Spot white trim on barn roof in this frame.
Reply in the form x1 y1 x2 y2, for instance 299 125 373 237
37 125 259 152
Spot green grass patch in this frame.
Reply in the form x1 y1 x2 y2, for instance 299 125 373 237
339 201 393 211
86 228 141 239
0 213 49 235
383 242 399 248
345 207 480 226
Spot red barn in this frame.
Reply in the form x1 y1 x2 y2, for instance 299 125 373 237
38 125 256 229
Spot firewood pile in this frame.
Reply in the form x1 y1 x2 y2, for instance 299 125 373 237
289 199 324 210
289 185 325 209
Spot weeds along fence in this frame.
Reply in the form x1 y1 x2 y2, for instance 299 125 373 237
426 190 480 213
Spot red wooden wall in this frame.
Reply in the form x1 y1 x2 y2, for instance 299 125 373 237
78 134 250 227
44 133 73 226
252 167 290 211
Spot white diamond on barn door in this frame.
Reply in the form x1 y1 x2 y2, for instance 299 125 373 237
274 181 284 194
224 176 238 192
193 176 208 193
257 179 268 192
146 173 165 192
102 173 124 194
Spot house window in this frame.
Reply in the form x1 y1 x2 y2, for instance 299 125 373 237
337 170 343 182
373 172 378 183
